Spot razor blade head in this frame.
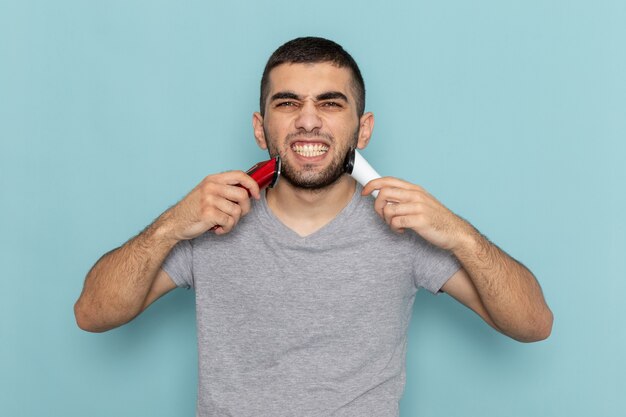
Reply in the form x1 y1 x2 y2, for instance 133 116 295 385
247 156 281 189
343 148 355 175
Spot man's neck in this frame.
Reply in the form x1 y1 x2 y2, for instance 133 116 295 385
265 175 357 237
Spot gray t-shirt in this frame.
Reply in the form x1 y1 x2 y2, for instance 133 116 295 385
162 185 460 417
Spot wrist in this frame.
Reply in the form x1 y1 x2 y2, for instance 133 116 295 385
146 212 181 249
450 221 484 257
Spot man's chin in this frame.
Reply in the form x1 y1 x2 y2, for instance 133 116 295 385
282 169 345 191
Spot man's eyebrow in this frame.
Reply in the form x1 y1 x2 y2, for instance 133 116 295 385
270 92 301 101
270 91 349 103
315 91 349 102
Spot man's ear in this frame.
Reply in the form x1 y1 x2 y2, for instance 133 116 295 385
357 112 374 149
252 112 267 150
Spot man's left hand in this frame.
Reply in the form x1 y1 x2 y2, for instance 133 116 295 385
362 177 473 251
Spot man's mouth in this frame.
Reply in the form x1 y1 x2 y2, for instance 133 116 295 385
291 142 330 158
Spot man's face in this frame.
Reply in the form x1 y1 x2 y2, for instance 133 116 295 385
256 63 362 190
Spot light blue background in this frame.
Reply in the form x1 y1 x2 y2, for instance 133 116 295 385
1 1 624 416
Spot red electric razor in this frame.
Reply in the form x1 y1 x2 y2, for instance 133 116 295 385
244 156 281 193
210 156 280 231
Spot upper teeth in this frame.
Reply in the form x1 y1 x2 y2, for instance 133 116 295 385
292 143 329 157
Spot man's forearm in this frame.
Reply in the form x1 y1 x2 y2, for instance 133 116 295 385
453 227 553 342
74 170 260 332
74 217 178 332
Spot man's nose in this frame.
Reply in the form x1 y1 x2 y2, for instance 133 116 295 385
294 101 322 132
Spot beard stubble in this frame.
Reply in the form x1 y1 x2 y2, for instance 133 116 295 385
264 127 358 191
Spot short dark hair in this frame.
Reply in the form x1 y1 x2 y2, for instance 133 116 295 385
259 37 365 117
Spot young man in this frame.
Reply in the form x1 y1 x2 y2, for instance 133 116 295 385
75 37 552 416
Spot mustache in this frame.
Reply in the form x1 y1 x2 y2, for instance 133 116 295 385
285 131 334 142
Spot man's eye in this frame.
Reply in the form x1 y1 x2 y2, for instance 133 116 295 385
321 101 342 108
276 101 297 107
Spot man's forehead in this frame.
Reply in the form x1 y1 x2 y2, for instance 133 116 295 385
267 62 353 95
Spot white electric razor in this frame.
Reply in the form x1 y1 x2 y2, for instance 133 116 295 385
343 149 382 197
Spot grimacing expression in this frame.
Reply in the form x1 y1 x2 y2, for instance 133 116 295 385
260 63 361 191
264 126 358 190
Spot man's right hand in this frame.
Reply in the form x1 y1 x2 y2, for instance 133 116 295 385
74 170 261 332
162 170 262 241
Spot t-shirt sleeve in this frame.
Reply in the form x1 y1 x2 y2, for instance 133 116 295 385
411 234 461 294
161 240 194 289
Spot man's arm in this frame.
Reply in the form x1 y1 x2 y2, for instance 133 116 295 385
74 171 261 333
362 177 553 343
443 234 552 342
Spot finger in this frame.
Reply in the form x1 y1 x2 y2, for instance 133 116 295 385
199 190 240 229
207 197 246 234
216 196 243 221
361 177 390 196
240 174 261 200
363 176 423 195
379 185 427 202
389 214 424 234
382 202 421 225
200 180 250 215
218 185 252 216
203 204 235 232
214 208 237 233
377 185 435 216
373 187 419 216
218 171 261 200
